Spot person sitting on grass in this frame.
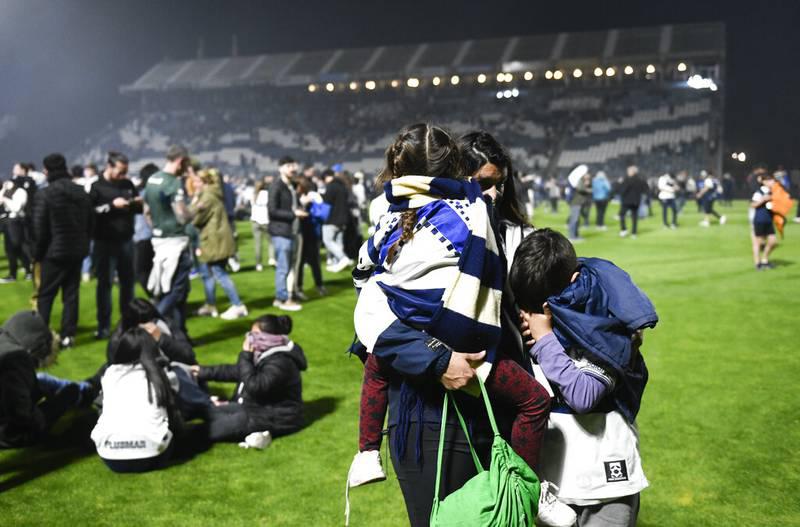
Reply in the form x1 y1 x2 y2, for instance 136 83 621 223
191 314 307 446
91 327 180 472
510 228 658 526
0 310 90 448
749 169 778 270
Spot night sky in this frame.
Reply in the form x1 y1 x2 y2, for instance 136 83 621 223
1 0 798 168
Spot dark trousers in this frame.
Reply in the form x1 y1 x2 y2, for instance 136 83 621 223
660 199 678 227
94 238 135 332
134 239 154 295
37 257 82 338
297 235 323 290
619 204 639 234
102 442 174 473
3 219 30 278
594 199 609 227
156 248 192 334
390 420 492 527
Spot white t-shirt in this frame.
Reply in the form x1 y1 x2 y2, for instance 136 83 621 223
534 358 648 505
250 189 269 225
91 364 173 460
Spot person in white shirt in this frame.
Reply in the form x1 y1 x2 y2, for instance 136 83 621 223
657 172 679 229
91 327 178 473
250 175 274 271
696 171 726 227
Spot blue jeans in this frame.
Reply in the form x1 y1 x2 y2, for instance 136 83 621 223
36 372 92 402
94 239 135 332
322 224 347 263
199 261 242 306
272 235 293 301
567 204 583 239
156 248 192 332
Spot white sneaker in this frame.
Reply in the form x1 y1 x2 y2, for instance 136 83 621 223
535 481 577 527
268 258 277 267
81 272 91 283
719 215 727 225
329 257 354 273
273 299 303 312
228 257 241 273
619 230 629 238
238 430 272 450
255 264 264 272
196 304 219 318
793 217 800 224
347 450 387 488
220 304 248 320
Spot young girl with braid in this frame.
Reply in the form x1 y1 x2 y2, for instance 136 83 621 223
346 124 575 527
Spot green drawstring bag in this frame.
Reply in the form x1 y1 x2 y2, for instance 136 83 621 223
430 376 540 527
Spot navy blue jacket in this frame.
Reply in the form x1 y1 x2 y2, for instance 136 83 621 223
548 257 658 422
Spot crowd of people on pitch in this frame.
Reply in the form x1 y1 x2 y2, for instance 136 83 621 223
0 125 795 526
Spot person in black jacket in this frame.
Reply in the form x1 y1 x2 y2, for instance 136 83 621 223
0 310 82 448
192 314 307 443
267 156 307 312
617 165 649 238
89 152 142 339
321 169 353 272
33 153 93 348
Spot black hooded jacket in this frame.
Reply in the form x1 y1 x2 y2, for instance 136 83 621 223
0 311 52 447
198 342 307 436
32 171 93 261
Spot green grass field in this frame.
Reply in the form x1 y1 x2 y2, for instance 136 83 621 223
0 201 798 526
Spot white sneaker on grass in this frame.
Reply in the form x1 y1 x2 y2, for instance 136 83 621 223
273 299 302 312
238 430 271 450
719 215 727 225
535 481 577 527
699 219 710 227
255 264 264 272
220 304 248 320
228 257 241 273
196 304 219 318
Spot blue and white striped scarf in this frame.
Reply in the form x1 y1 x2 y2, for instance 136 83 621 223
354 176 504 366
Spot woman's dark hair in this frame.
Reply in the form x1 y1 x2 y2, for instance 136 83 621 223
458 131 529 226
509 228 578 313
121 298 161 331
377 123 464 262
138 163 159 190
254 314 292 335
110 327 173 408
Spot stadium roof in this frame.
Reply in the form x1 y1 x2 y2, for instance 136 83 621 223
122 22 724 92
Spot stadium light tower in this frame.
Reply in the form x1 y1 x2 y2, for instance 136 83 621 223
737 152 747 162
496 72 505 82
390 79 400 88
450 75 460 85
308 84 317 93
606 67 616 77
504 73 513 82
477 73 487 84
594 67 603 77
545 70 553 79
553 70 563 80
325 82 335 92
524 71 533 81
407 77 420 88
349 81 359 90
573 68 582 78
646 64 656 74
677 62 687 72
365 80 376 90
624 65 634 75
432 76 441 86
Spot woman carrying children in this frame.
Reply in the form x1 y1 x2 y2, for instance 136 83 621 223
191 314 307 444
351 124 574 527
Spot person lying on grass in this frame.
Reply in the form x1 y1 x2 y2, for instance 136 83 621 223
510 228 658 526
191 314 307 446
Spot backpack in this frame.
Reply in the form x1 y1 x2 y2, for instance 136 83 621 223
430 377 541 527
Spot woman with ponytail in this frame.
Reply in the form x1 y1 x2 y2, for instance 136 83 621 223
192 314 307 444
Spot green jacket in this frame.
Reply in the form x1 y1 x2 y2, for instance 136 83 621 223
190 176 235 263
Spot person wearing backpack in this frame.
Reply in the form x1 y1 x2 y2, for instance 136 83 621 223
1 163 36 283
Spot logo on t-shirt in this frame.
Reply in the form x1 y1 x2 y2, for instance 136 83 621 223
604 460 629 482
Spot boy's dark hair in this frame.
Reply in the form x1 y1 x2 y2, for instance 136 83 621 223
510 228 578 313
107 151 129 167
